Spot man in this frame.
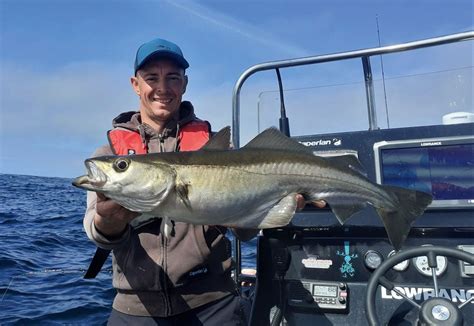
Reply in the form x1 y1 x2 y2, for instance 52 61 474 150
83 37 321 325
83 38 260 325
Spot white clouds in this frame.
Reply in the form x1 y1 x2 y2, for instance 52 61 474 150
164 0 310 58
0 62 137 177
1 62 135 142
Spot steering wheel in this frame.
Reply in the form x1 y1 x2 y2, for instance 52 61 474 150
365 246 474 326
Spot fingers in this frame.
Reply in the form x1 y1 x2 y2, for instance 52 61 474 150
296 194 327 211
96 192 107 200
95 193 139 223
92 192 139 237
312 200 327 208
296 194 306 211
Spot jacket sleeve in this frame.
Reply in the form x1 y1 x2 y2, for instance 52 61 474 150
82 145 131 250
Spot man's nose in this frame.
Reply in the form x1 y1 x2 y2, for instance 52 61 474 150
156 79 168 92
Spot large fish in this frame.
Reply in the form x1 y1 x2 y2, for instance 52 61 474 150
73 127 432 249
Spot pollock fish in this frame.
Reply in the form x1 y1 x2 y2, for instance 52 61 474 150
73 127 432 249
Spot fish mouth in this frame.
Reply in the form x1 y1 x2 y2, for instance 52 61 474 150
72 161 108 190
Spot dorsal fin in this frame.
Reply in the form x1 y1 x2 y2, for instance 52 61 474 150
243 127 311 153
325 155 367 176
200 126 231 151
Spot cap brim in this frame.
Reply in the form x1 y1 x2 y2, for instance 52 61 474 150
136 51 189 72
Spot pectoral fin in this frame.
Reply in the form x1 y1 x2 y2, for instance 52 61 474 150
176 180 192 211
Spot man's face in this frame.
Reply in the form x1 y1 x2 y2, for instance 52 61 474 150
131 58 188 126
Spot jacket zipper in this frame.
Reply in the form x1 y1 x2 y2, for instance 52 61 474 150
161 227 170 315
155 136 170 315
158 134 165 152
158 129 179 316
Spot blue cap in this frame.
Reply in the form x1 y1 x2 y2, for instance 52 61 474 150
134 38 189 73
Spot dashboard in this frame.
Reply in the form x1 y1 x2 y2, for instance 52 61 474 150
250 227 474 325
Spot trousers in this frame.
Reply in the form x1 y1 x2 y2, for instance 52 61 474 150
107 293 251 326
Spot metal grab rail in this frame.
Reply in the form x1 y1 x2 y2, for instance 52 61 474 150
231 31 474 148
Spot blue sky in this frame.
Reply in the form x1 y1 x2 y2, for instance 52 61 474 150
0 0 472 178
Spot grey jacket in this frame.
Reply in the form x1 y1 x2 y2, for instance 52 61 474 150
83 102 237 317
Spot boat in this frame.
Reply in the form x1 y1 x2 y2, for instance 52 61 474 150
231 31 474 325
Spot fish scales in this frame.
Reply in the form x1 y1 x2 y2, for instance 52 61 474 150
152 149 390 226
169 164 287 225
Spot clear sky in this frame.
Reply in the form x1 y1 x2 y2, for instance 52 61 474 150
0 0 472 178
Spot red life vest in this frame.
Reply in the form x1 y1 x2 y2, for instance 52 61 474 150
107 120 211 155
84 120 212 280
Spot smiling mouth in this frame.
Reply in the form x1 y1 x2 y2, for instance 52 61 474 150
153 98 172 104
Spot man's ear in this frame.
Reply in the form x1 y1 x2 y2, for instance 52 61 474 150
182 75 188 94
130 76 140 96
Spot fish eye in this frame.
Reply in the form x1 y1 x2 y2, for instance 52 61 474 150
114 158 130 172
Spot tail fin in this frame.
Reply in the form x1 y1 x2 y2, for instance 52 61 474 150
376 185 433 250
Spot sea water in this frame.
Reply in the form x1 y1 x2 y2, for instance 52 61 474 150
0 174 256 325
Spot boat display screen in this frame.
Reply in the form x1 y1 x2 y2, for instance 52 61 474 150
313 285 338 297
380 142 474 208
